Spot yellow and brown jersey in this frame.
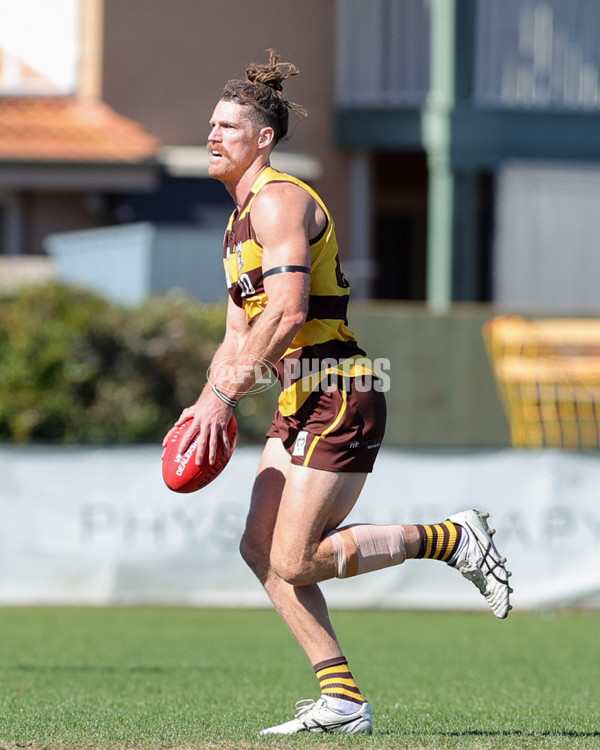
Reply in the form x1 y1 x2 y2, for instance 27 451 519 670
223 166 374 416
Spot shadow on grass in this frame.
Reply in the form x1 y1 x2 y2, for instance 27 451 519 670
9 664 206 673
374 730 600 739
443 730 600 738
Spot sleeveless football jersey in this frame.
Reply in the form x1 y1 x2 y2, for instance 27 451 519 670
223 166 374 416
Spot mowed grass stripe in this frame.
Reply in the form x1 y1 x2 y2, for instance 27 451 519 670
0 608 598 750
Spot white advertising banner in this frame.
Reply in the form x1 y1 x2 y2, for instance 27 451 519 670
0 445 599 611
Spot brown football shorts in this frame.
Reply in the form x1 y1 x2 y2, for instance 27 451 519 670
266 377 387 473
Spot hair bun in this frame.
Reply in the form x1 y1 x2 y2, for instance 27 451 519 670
220 49 307 144
245 49 298 94
246 66 284 92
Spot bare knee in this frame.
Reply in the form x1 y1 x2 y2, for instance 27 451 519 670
239 533 270 577
270 548 315 586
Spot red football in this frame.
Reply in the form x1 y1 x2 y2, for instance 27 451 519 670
162 415 238 493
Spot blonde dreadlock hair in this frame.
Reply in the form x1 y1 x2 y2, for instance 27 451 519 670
221 49 308 145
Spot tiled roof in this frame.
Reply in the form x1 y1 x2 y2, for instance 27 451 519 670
0 97 159 163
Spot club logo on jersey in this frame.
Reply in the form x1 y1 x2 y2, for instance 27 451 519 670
235 241 244 271
292 431 309 457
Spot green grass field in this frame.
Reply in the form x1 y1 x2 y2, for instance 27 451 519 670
0 608 598 750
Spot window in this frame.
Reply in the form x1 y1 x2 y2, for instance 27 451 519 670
0 193 21 255
0 202 6 254
0 0 80 94
476 0 600 110
336 0 430 107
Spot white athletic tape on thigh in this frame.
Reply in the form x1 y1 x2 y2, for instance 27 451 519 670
327 524 406 578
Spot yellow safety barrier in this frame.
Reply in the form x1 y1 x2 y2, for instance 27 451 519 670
483 315 600 449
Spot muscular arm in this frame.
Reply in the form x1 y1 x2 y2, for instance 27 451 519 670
168 181 319 464
215 181 314 396
207 296 251 388
163 296 248 462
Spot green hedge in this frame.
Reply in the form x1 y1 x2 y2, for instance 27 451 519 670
0 283 276 444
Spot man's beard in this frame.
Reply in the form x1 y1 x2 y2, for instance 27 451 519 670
207 142 233 180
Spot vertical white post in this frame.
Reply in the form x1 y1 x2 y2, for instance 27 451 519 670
424 0 457 312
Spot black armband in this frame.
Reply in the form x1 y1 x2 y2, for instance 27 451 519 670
263 265 311 279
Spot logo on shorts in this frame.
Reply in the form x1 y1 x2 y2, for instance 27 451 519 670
348 440 381 450
292 431 309 457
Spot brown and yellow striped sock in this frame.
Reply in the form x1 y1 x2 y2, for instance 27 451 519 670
314 657 366 706
415 520 462 562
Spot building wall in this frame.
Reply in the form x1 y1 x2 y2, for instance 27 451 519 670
21 192 101 255
101 0 352 255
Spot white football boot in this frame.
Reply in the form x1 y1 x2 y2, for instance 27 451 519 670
447 509 513 619
259 697 373 735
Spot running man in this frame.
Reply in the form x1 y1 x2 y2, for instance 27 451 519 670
165 50 512 735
